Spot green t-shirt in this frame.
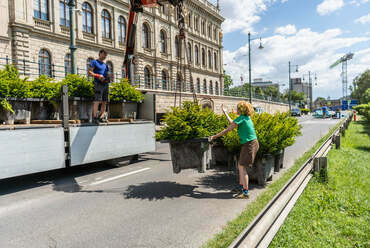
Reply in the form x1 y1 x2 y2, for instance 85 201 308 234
233 115 257 144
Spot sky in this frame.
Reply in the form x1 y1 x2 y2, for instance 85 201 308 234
209 0 370 100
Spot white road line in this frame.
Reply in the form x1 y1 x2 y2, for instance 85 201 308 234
89 168 151 186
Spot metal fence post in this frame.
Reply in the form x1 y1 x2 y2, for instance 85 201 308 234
52 63 55 78
61 85 71 168
23 59 26 76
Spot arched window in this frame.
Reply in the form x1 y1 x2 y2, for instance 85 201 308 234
162 70 168 90
214 52 218 70
194 16 199 31
106 61 113 76
213 28 217 40
34 0 49 20
59 0 70 26
208 25 212 38
187 42 192 62
202 48 206 66
201 20 205 34
160 30 166 53
209 80 213 95
208 51 212 68
197 78 201 93
38 49 52 77
175 36 181 57
215 81 219 95
82 2 93 33
144 66 151 88
101 10 111 39
203 79 207 94
195 45 199 64
142 23 150 48
190 77 194 93
118 16 126 44
64 53 71 75
86 57 94 77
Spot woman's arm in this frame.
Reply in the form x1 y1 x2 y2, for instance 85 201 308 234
222 104 233 124
210 122 237 142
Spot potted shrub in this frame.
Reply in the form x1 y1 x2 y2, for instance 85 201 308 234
156 101 222 173
109 79 144 120
61 74 94 122
272 112 302 172
29 75 61 120
0 65 31 124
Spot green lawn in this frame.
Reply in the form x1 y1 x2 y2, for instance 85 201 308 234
270 120 370 248
202 121 345 248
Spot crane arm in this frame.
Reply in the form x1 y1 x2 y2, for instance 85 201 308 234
124 0 185 82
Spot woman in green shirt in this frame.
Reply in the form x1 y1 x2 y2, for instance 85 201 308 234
210 101 259 199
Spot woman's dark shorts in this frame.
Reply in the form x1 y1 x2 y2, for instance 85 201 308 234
94 81 109 102
239 139 259 167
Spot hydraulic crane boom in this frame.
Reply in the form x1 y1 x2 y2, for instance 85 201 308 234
124 0 185 83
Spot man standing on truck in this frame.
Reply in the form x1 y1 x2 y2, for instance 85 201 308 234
88 49 111 124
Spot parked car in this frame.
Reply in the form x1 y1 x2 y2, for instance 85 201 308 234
254 106 264 114
291 108 301 117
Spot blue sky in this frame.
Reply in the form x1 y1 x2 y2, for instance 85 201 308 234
211 0 370 100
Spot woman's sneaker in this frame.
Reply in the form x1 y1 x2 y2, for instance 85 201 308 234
233 190 249 199
231 185 243 194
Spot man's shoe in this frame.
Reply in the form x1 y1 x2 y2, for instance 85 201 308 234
233 192 249 199
93 117 101 124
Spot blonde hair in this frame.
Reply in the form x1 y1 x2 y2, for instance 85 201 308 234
237 101 254 116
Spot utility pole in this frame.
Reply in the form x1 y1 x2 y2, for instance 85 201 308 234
309 71 312 111
68 0 77 74
248 32 252 104
288 61 291 112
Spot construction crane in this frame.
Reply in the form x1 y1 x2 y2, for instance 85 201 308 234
329 52 354 100
123 0 197 106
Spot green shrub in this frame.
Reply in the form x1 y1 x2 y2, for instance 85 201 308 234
0 98 14 114
61 74 94 98
155 101 224 141
354 103 370 122
0 65 30 99
301 108 310 114
109 79 144 102
29 75 61 100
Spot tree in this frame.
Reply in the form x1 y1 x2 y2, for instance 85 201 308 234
351 69 370 103
263 86 279 99
223 70 233 91
255 86 264 97
284 90 306 103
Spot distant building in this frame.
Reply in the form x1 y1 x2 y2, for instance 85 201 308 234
252 79 280 92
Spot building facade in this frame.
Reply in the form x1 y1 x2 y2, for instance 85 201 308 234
252 79 280 92
0 0 224 95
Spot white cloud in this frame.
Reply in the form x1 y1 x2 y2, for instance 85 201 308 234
219 0 285 34
275 24 297 35
223 28 370 99
355 13 370 24
317 0 344 15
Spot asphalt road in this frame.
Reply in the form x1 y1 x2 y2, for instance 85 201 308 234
0 116 340 248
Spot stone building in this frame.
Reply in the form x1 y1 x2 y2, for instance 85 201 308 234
0 0 224 95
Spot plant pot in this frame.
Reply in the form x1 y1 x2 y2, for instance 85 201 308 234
244 154 274 186
211 144 235 170
109 102 138 119
274 149 285 172
167 138 211 174
68 98 94 122
0 99 31 124
31 99 49 120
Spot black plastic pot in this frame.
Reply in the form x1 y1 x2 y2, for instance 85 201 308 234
274 149 285 172
164 138 211 174
211 144 235 170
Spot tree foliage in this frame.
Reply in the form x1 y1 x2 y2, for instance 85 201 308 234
351 69 370 104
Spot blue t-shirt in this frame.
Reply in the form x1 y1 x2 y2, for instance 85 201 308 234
90 60 108 83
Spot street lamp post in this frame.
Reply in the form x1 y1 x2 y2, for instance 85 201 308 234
68 0 77 74
248 32 264 104
302 71 318 112
288 61 299 112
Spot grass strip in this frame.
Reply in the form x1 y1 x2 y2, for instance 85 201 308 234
203 119 345 248
269 119 370 247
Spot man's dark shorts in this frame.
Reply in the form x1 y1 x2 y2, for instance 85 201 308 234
94 81 109 102
239 139 259 167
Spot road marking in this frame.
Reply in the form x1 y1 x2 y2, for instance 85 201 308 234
89 168 151 186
